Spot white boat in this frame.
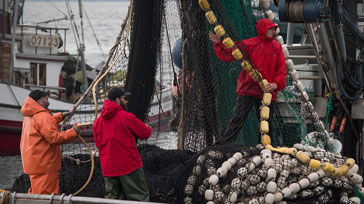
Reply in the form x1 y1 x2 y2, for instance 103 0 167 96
0 0 91 155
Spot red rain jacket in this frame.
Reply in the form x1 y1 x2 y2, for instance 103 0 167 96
93 100 151 177
213 18 286 100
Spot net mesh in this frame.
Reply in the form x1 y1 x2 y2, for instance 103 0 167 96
5 0 353 203
177 0 330 152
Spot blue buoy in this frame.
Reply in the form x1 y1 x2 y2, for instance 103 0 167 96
172 37 183 69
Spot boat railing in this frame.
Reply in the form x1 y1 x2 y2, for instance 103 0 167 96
16 24 69 55
25 84 66 100
0 192 168 204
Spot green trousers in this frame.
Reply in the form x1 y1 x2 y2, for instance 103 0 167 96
104 167 150 201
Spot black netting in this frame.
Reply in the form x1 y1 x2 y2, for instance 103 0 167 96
11 144 352 203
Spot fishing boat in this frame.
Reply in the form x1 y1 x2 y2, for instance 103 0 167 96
2 0 364 203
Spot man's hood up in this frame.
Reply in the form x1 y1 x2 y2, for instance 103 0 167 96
101 100 124 120
256 18 278 41
21 97 49 117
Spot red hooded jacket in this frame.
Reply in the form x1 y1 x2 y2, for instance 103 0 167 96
213 18 286 100
93 100 151 177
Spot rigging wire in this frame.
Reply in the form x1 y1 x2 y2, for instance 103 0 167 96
65 0 81 50
43 0 68 17
82 4 107 60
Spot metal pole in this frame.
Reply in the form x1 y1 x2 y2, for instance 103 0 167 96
80 43 88 91
78 0 87 91
9 0 19 84
2 0 6 36
286 23 294 45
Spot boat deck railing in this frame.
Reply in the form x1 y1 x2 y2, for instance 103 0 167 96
0 192 169 204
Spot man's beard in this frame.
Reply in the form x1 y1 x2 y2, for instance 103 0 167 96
42 102 50 109
120 102 128 111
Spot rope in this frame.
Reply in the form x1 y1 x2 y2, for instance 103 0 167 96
72 135 94 196
325 94 333 129
61 0 133 128
62 0 134 195
63 155 91 164
90 0 133 122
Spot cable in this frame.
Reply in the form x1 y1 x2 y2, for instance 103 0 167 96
82 4 106 61
65 0 81 50
44 0 68 17
336 59 363 101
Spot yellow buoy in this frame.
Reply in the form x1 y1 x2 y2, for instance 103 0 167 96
275 147 287 154
249 70 262 82
265 144 274 150
309 159 321 169
260 120 269 133
296 151 310 164
340 165 349 175
259 79 269 92
332 168 343 177
345 158 355 168
263 93 272 106
285 148 297 155
205 11 217 24
241 60 253 71
214 25 225 36
223 37 234 49
323 162 335 174
198 0 211 11
232 49 243 60
260 106 270 120
261 134 271 145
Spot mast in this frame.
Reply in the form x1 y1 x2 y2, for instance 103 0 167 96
9 0 18 84
78 0 88 91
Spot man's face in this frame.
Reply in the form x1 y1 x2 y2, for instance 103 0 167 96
37 96 50 108
116 96 128 111
266 27 276 38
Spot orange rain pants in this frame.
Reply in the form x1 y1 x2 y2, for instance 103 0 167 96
28 171 59 195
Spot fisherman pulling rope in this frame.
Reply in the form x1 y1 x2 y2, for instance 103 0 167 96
209 18 286 145
19 90 86 195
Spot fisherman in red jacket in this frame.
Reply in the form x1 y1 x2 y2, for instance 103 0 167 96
93 87 151 201
210 18 286 144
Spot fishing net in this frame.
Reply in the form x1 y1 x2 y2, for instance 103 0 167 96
177 0 331 152
10 143 358 203
6 0 361 203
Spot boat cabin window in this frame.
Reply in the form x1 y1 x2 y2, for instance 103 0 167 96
30 63 46 86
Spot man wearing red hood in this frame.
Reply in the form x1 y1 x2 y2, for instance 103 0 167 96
93 87 151 201
210 18 286 144
20 90 78 194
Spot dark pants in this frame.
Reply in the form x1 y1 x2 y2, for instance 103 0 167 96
104 167 150 201
217 95 275 144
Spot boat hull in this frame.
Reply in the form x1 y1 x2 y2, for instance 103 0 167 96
0 120 22 156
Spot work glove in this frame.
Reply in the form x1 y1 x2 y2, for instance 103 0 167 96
73 123 92 137
62 111 71 119
73 126 80 136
